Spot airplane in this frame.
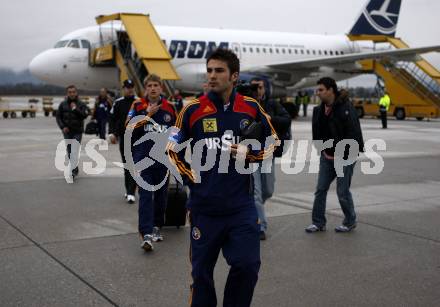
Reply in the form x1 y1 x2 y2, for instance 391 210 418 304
29 0 440 97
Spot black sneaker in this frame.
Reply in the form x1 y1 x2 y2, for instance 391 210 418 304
259 231 266 241
335 224 357 233
305 224 326 233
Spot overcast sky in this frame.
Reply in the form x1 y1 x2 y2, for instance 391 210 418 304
1 0 439 73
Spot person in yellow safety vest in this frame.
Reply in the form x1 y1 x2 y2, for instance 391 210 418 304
379 92 391 129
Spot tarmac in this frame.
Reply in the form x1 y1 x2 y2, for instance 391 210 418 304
0 112 440 307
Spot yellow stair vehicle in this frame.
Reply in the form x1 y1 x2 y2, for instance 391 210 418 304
90 13 179 97
349 35 440 120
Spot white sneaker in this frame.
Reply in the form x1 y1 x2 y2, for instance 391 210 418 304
127 195 135 204
152 227 164 242
141 234 154 251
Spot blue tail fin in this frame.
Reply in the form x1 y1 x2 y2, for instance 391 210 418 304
349 0 402 37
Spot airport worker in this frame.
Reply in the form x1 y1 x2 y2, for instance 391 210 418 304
169 88 184 113
295 91 302 117
379 91 391 129
196 82 209 98
109 79 138 204
306 77 364 233
126 74 176 251
250 77 291 240
302 91 310 117
168 48 278 307
56 85 89 179
92 88 112 140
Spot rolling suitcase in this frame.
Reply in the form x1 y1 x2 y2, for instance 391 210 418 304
164 181 188 228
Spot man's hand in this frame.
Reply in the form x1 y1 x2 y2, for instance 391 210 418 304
147 104 161 116
230 144 249 161
62 127 70 134
69 102 77 110
109 134 117 144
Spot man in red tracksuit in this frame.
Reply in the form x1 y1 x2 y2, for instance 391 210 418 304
168 49 278 307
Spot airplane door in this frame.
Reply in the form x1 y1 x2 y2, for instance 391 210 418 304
345 40 360 53
231 42 242 59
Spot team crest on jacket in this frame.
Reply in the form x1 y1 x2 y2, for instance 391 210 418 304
163 113 172 123
240 119 250 130
203 118 217 133
192 227 201 240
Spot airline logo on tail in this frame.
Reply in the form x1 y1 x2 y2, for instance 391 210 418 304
350 0 402 37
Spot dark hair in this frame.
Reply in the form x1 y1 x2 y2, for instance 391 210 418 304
66 85 77 91
317 77 338 95
206 48 240 75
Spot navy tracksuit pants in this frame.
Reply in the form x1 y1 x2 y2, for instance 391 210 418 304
138 167 169 236
97 119 107 140
189 206 261 307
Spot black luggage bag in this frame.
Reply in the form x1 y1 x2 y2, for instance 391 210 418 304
85 120 98 135
164 182 188 228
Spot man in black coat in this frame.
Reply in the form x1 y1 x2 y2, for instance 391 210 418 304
306 77 364 233
56 85 89 179
109 79 138 204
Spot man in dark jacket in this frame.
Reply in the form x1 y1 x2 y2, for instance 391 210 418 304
56 85 89 179
250 78 291 240
109 79 138 203
92 88 112 140
168 88 184 113
306 77 364 233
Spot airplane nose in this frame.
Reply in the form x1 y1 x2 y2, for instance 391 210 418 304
29 51 51 80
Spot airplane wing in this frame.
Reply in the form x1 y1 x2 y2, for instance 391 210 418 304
244 45 440 73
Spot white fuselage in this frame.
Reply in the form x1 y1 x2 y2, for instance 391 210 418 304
29 24 372 93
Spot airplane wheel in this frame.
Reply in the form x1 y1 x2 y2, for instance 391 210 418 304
52 110 57 117
44 111 49 117
3 111 8 118
416 117 424 121
22 111 28 118
11 111 17 118
30 111 36 118
395 108 405 120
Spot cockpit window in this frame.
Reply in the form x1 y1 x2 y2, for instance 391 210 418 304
81 40 91 49
54 40 69 48
67 40 80 48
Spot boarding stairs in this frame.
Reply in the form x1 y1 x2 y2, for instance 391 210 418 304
90 13 179 97
349 35 440 117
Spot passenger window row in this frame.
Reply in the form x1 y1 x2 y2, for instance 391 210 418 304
236 46 344 56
